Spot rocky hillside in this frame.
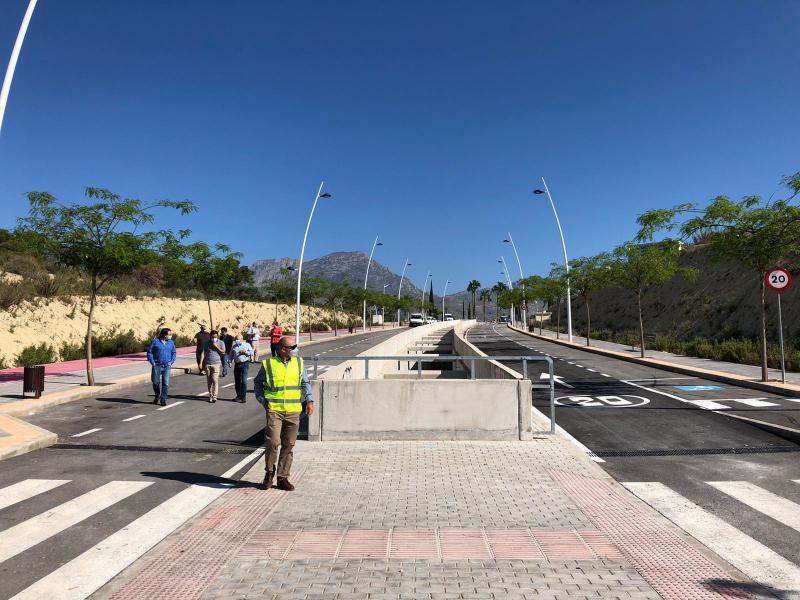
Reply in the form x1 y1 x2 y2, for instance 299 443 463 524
253 251 424 296
559 245 800 343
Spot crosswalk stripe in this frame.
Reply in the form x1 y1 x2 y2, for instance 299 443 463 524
707 481 800 533
10 449 265 600
728 398 779 407
623 481 800 596
689 399 729 410
0 481 152 564
0 479 70 511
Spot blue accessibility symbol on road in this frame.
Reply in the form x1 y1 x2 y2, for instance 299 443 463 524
674 385 723 391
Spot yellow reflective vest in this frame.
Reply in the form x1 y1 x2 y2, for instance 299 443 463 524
262 356 304 412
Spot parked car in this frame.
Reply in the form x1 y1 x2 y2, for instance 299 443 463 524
425 316 437 324
409 313 424 327
498 315 511 324
443 313 454 321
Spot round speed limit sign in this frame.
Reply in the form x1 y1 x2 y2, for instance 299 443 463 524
765 268 792 293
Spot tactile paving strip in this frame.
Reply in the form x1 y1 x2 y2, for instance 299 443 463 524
549 469 758 600
235 527 621 561
108 466 306 600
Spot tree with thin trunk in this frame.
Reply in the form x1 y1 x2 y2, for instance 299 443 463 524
17 188 196 385
182 242 246 330
569 253 613 346
479 289 491 322
491 282 507 320
609 241 696 358
467 280 481 319
637 171 800 379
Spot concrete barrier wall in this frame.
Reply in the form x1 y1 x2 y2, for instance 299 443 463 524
319 320 465 381
314 379 532 441
452 322 522 380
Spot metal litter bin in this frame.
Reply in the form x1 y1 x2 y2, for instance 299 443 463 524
23 365 45 399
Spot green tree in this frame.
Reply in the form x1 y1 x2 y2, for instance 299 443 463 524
637 171 800 378
491 282 507 320
569 253 613 346
467 280 481 318
428 280 435 318
17 187 196 385
479 289 491 322
182 242 246 329
609 241 696 358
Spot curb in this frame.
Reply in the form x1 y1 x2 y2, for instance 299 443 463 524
508 324 800 443
0 414 58 461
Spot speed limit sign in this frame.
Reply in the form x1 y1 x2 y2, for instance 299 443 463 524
765 268 791 293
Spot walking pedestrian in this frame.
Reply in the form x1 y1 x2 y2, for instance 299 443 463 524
246 321 261 362
202 329 226 403
194 324 210 374
269 320 283 357
147 328 176 407
219 327 235 377
254 336 314 491
230 334 253 403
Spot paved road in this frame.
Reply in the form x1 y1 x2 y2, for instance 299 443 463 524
0 327 403 600
466 323 800 585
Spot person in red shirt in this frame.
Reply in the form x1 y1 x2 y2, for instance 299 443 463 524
269 320 283 357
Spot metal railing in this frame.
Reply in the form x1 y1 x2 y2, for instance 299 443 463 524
307 354 556 434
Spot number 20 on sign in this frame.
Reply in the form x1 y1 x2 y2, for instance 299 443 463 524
765 268 791 292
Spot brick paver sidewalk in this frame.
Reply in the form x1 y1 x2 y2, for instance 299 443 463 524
98 434 763 599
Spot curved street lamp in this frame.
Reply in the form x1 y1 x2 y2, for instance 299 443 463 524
0 0 38 136
397 259 411 327
420 271 431 316
533 177 572 342
362 236 383 333
504 232 526 328
295 183 332 347
442 279 451 319
498 257 515 324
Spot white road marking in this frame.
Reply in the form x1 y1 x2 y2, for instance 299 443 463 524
601 373 611 377
586 368 596 372
621 379 692 404
626 376 699 382
707 481 800 533
0 481 152 564
157 401 184 411
786 398 800 403
0 479 70 511
122 415 145 422
71 428 101 438
221 382 235 388
689 400 731 410
623 481 800 596
729 398 778 408
11 450 265 600
538 373 574 388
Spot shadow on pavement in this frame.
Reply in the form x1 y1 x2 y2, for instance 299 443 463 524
704 578 783 599
204 430 265 449
140 470 261 488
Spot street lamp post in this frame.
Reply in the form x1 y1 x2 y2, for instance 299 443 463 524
397 259 411 327
442 279 450 319
504 233 526 329
295 183 331 347
382 282 390 327
533 178 572 342
0 0 37 137
362 236 383 333
420 271 431 317
498 257 515 324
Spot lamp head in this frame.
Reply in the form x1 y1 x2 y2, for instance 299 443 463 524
320 193 332 198
376 242 383 246
532 189 545 195
503 239 510 243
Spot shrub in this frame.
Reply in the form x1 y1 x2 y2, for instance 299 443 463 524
2 253 43 278
139 288 163 298
32 274 61 298
0 281 25 310
17 343 57 367
59 329 148 361
182 290 205 300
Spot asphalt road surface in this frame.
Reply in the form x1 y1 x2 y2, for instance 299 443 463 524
466 323 800 583
0 327 403 600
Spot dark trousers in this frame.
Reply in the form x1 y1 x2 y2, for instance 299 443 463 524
234 361 249 400
271 342 279 357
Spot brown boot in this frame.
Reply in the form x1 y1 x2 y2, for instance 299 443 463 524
261 467 275 490
276 477 295 491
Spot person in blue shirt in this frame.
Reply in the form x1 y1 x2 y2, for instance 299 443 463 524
147 328 177 406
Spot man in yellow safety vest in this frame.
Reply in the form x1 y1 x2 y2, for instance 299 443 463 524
253 335 314 491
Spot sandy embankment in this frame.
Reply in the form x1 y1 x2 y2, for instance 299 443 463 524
3 296 349 365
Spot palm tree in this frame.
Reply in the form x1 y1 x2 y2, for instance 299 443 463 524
467 280 481 318
491 282 507 320
479 289 491 322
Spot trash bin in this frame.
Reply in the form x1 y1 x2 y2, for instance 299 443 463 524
23 365 45 399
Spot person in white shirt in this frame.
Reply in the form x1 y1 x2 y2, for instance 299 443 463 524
246 321 261 362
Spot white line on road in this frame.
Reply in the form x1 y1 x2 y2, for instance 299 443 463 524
622 481 800 596
707 481 800 533
729 398 779 408
0 479 70 511
0 481 152 564
221 382 235 388
156 401 184 411
601 373 611 377
586 368 596 372
626 377 699 382
690 400 731 410
122 415 145 422
71 428 101 438
10 450 264 600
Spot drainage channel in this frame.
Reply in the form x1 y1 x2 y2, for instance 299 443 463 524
594 445 799 458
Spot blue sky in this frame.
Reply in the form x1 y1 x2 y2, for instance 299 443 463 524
1 1 798 294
